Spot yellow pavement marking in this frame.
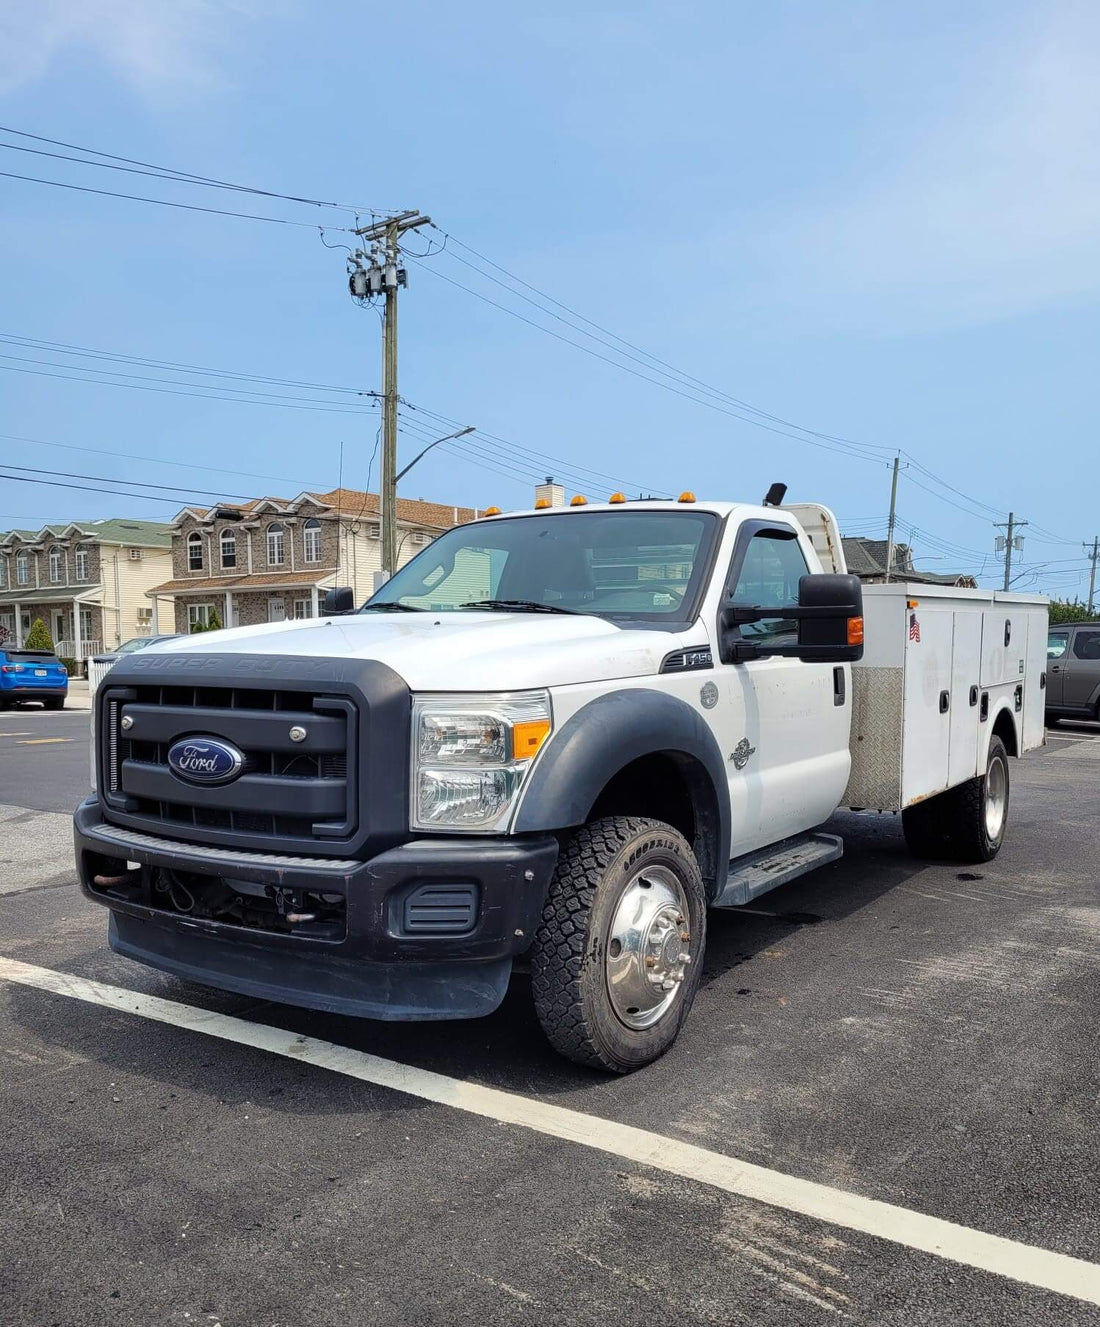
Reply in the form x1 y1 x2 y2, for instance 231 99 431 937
16 738 73 745
0 956 1098 1309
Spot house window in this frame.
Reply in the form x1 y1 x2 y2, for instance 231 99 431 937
292 597 314 619
74 546 89 581
187 532 204 572
303 519 322 564
187 603 215 631
220 529 237 569
267 523 285 566
16 553 29 586
0 560 6 589
48 546 62 583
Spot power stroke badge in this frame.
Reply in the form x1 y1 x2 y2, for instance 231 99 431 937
167 736 245 786
730 737 756 770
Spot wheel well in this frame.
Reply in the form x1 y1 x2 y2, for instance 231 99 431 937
588 752 721 897
991 708 1019 758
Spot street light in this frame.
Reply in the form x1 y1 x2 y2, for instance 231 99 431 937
395 426 476 482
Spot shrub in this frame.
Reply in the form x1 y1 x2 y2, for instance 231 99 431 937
60 656 79 677
206 608 222 631
24 618 54 652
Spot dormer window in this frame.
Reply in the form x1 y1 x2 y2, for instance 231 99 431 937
48 546 62 583
220 529 237 569
187 531 204 572
267 523 285 566
303 518 322 564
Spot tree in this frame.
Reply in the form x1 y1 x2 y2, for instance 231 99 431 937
1049 598 1095 625
206 607 222 631
24 618 54 651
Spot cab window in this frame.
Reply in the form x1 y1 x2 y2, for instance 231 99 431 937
730 530 808 647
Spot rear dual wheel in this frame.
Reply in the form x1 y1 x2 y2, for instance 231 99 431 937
531 816 706 1073
902 736 1009 863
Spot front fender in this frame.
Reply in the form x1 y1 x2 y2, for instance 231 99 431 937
512 688 731 874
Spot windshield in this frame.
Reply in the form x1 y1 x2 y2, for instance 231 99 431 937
366 510 719 625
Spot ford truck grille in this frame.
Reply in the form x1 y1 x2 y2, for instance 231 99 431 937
99 683 357 847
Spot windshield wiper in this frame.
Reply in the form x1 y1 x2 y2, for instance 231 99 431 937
360 601 424 613
460 599 585 616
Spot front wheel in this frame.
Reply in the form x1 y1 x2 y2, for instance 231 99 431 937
531 816 706 1073
902 735 1010 863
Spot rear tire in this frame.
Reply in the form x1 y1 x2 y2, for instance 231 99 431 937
44 698 65 711
531 816 706 1073
902 736 1010 863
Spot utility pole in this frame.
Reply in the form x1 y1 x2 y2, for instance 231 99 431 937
347 210 432 578
883 453 900 583
995 513 1028 591
1085 536 1099 615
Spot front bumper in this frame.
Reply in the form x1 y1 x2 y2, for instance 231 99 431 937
74 799 558 1020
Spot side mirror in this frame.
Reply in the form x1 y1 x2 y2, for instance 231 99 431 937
322 586 355 615
719 573 864 664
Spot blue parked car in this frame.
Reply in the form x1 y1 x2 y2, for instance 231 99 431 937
0 647 68 710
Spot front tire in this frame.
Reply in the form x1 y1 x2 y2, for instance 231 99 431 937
531 816 706 1073
902 736 1010 863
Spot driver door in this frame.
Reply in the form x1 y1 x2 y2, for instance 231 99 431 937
712 523 850 856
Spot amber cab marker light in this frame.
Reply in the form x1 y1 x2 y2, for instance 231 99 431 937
678 491 696 503
484 505 501 516
512 718 551 759
534 498 551 509
609 492 626 504
570 494 588 506
847 616 865 647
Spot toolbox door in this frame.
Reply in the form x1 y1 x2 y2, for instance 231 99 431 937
949 611 982 784
901 607 953 806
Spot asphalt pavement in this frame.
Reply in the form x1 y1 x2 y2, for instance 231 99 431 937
0 711 1098 1326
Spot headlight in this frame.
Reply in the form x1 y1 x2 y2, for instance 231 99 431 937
411 691 551 831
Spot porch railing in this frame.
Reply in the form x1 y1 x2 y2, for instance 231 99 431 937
55 639 103 661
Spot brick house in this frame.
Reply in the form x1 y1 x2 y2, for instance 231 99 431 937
0 519 173 666
148 488 479 633
841 537 978 588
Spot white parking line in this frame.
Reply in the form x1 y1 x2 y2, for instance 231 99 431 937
1 958 1098 1306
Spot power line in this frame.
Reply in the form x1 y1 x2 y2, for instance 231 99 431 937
1 462 253 501
0 361 382 415
0 432 320 489
0 471 205 504
0 125 380 213
0 168 353 230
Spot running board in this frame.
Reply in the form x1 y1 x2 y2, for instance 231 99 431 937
711 832 843 908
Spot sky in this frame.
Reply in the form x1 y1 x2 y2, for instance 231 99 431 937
1 0 1097 598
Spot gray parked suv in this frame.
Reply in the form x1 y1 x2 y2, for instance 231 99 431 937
1046 622 1100 723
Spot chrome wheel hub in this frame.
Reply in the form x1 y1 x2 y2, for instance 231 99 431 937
606 865 691 1030
985 754 1007 841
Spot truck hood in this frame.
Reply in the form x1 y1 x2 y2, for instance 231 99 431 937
148 611 694 690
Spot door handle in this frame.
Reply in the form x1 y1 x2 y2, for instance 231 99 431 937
1050 664 1062 672
833 666 845 707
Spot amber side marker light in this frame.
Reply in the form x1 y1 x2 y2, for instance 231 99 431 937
512 718 551 759
570 494 588 506
847 616 865 647
609 492 626 504
484 505 501 516
906 598 920 609
678 491 696 503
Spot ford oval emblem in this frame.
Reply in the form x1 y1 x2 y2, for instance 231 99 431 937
167 736 244 785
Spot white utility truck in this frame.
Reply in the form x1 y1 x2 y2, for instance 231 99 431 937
75 491 1047 1071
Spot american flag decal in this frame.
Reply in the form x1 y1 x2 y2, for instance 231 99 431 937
909 613 921 642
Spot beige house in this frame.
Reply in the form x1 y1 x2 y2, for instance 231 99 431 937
149 487 479 632
0 519 174 666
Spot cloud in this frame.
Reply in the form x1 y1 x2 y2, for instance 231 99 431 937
755 5 1100 331
0 0 255 96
